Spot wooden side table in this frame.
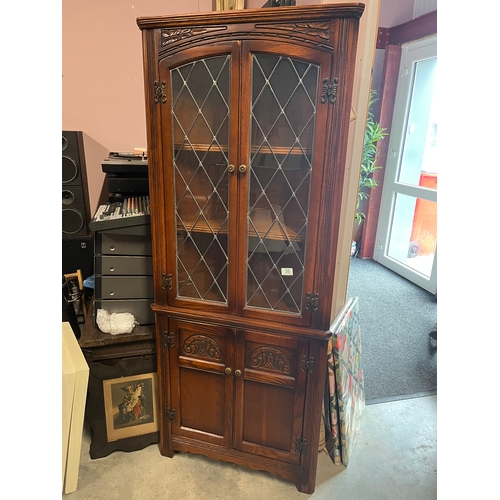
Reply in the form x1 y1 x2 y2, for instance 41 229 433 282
79 303 159 459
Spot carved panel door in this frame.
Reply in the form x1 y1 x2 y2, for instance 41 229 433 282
233 330 309 464
167 318 309 463
168 319 235 448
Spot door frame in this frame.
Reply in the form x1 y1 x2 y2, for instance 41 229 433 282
358 10 437 260
373 35 437 293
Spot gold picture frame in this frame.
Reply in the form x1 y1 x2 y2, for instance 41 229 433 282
216 0 244 11
103 372 158 442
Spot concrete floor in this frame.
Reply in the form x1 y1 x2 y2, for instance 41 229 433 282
64 395 437 499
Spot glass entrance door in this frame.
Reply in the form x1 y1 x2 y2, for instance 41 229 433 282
374 36 437 294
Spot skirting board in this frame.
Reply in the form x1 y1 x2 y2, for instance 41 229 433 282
62 322 90 494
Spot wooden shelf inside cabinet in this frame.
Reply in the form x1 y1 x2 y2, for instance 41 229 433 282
176 216 227 235
174 143 228 153
174 144 312 157
252 145 312 156
177 217 303 242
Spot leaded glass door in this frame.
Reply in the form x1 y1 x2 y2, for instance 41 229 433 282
160 44 240 313
237 44 331 326
160 43 331 326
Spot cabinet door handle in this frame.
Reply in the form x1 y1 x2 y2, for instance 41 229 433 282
225 367 232 375
238 164 247 173
228 164 235 173
234 369 242 377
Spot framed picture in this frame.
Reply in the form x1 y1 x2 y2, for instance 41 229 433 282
216 0 244 11
85 354 159 459
103 372 158 442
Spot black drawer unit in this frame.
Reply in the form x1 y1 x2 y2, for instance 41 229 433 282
95 276 154 299
93 223 154 327
95 255 153 276
95 225 152 256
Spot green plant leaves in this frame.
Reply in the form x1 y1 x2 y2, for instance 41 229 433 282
355 90 388 225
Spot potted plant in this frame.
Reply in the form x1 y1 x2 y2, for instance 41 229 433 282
352 90 387 256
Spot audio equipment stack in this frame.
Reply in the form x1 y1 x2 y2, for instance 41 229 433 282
101 152 149 202
89 196 150 231
91 196 154 327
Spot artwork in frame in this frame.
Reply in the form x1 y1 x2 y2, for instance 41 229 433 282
103 372 158 442
323 296 365 466
216 0 244 11
85 354 159 459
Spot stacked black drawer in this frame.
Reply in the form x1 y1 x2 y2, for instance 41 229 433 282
93 224 154 327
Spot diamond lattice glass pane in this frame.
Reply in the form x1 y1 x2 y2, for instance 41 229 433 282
171 55 230 303
246 55 319 314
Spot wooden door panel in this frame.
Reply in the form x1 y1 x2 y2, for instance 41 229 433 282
179 367 225 436
242 380 295 453
233 330 309 463
169 319 234 447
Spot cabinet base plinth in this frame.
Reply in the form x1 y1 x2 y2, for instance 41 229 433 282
163 436 317 494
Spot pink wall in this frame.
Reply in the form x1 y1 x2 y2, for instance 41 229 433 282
63 0 317 213
378 0 414 27
63 0 208 212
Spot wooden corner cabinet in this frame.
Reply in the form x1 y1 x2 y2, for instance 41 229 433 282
137 4 364 494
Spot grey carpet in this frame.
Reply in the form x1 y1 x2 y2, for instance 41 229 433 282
346 257 437 403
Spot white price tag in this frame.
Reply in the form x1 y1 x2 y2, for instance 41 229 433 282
281 268 293 276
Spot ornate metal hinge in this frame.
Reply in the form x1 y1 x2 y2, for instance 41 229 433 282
164 332 174 349
301 356 314 374
295 437 308 452
166 407 177 422
305 292 320 312
154 80 167 104
321 78 338 105
162 273 173 291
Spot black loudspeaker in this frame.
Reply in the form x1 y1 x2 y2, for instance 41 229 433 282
62 233 95 280
63 131 91 237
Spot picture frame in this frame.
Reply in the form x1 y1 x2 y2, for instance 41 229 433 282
216 0 244 11
85 354 159 459
103 372 158 442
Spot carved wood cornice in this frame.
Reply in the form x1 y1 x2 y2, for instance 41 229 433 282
254 21 330 40
161 27 225 46
137 4 364 30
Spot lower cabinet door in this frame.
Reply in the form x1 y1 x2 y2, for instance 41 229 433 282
168 318 234 448
233 329 309 464
167 318 309 464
